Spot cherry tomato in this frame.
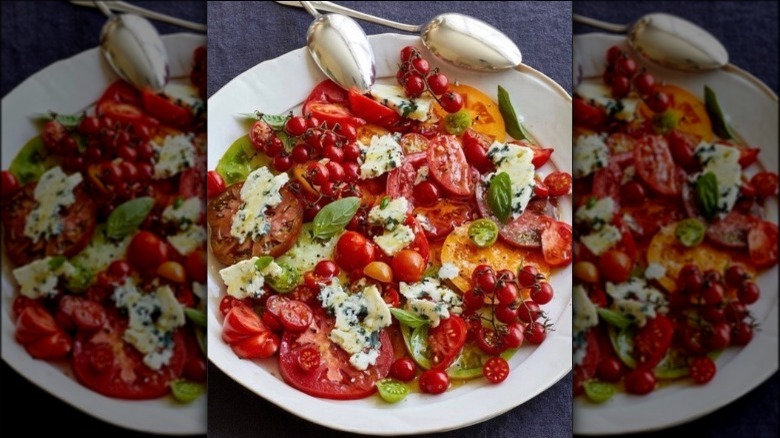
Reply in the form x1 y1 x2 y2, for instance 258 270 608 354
428 315 467 369
517 300 541 324
666 130 700 170
403 75 426 98
335 231 376 271
544 171 572 197
748 220 778 268
531 281 554 305
620 181 646 205
524 323 547 344
390 357 417 382
483 356 510 384
611 75 631 99
517 265 541 287
427 73 449 95
624 368 656 394
502 322 524 348
463 289 484 312
573 98 607 129
751 171 779 198
222 306 265 345
461 130 494 173
57 296 107 332
737 281 760 304
184 249 207 283
26 331 72 359
279 300 314 333
731 322 754 346
476 327 507 355
645 91 670 113
598 250 632 284
633 72 657 96
495 281 519 305
127 231 169 272
418 369 450 394
232 331 280 359
472 265 497 293
286 116 308 137
296 346 321 373
391 249 426 283
413 181 440 207
596 357 623 383
15 306 60 345
219 295 249 317
615 56 637 77
689 356 716 384
207 170 226 198
1 170 20 198
678 264 704 292
439 92 464 113
272 154 293 172
704 322 731 351
400 46 418 63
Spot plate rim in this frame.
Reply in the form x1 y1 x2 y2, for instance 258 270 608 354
1 32 207 436
572 32 779 435
206 32 573 435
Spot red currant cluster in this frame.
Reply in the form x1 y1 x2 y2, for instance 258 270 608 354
603 46 670 113
396 46 464 113
462 264 554 354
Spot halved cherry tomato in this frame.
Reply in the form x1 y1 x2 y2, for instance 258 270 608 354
544 171 572 197
1 170 19 198
413 200 476 241
483 356 510 384
573 97 607 129
634 135 680 196
222 306 265 345
512 140 554 169
15 306 60 345
185 249 208 283
399 133 430 154
25 330 71 359
219 295 249 317
232 331 280 359
428 315 467 370
347 89 399 126
634 315 674 368
57 296 107 333
475 327 507 355
427 135 473 197
279 300 314 332
592 161 622 202
666 129 700 170
141 88 193 127
278 308 393 400
308 102 361 129
296 346 322 373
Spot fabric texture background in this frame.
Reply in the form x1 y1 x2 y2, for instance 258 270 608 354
574 1 778 437
207 2 572 438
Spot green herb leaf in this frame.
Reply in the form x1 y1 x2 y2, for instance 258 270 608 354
261 113 291 130
170 380 205 404
390 308 429 329
184 308 206 328
380 196 390 209
33 112 85 129
597 308 632 329
255 256 274 271
312 197 361 240
704 85 738 140
106 197 154 240
487 172 512 223
675 218 707 247
276 131 297 153
694 172 719 221
498 85 534 142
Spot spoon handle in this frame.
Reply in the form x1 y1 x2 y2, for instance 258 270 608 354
573 14 628 33
70 0 207 32
276 1 421 33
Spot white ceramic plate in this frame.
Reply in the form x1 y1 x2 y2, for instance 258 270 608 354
207 33 572 435
1 33 207 435
573 33 779 435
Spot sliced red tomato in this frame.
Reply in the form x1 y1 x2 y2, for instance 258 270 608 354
307 102 362 128
26 331 72 359
634 135 680 196
541 220 573 266
99 79 141 106
501 212 554 249
427 135 473 197
57 296 107 333
511 140 553 169
347 89 399 126
666 129 701 171
222 306 266 345
232 331 280 359
428 315 467 370
179 166 206 202
634 315 674 368
573 97 607 129
141 88 194 127
278 308 393 400
386 152 427 207
413 199 477 241
405 215 430 264
592 161 622 202
72 314 186 399
705 211 757 249
302 79 349 114
748 220 779 268
399 133 430 154
15 306 60 345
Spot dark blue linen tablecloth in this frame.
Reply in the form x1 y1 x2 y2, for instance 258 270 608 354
207 2 572 438
574 2 778 437
1 2 205 437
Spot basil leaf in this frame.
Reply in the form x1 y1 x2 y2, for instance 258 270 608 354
276 130 297 153
498 85 534 142
312 197 361 240
184 307 206 328
261 113 291 130
704 85 737 140
106 197 154 240
487 172 512 224
33 112 84 129
597 308 632 329
694 172 719 221
389 308 429 329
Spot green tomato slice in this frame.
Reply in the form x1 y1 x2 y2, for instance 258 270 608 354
215 134 272 185
675 218 707 247
376 378 409 403
170 380 205 403
583 381 616 403
608 325 637 369
10 135 58 184
444 110 473 136
468 218 499 248
266 261 300 293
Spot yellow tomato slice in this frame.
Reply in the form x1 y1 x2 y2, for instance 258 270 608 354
441 223 549 292
357 124 390 144
647 223 755 292
638 84 714 142
433 84 506 143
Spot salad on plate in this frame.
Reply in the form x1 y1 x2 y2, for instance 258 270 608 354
1 46 208 404
208 45 573 402
572 43 779 402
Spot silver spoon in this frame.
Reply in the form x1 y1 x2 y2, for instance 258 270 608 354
277 1 522 71
95 0 169 91
574 13 728 71
300 1 375 92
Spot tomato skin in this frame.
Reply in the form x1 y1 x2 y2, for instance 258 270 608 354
26 331 72 359
1 170 19 198
141 88 193 127
418 369 450 394
738 146 760 168
751 171 779 198
748 220 779 268
15 306 59 345
690 356 717 384
207 170 226 198
348 89 399 126
462 130 494 173
57 296 107 333
541 221 573 266
573 98 607 128
334 231 377 271
544 171 572 196
127 231 169 272
624 368 656 395
428 316 467 370
390 357 417 382
222 306 265 345
634 135 680 196
391 249 426 283
475 327 507 355
598 250 632 283
183 356 208 382
666 130 701 170
427 135 473 197
279 300 314 333
232 331 280 359
634 315 674 368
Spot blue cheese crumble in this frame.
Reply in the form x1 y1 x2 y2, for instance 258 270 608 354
692 142 742 217
373 225 415 256
23 166 82 243
167 225 206 256
485 141 536 220
580 224 621 256
318 279 392 370
399 277 463 327
162 197 202 230
359 134 403 180
573 285 598 366
368 197 409 231
369 84 434 122
219 256 282 299
438 263 459 280
573 134 609 179
230 166 289 244
575 197 615 230
606 278 668 327
12 256 76 299
153 134 197 179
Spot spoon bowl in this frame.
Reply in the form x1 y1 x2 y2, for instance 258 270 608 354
98 5 169 91
301 1 375 92
574 12 728 71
